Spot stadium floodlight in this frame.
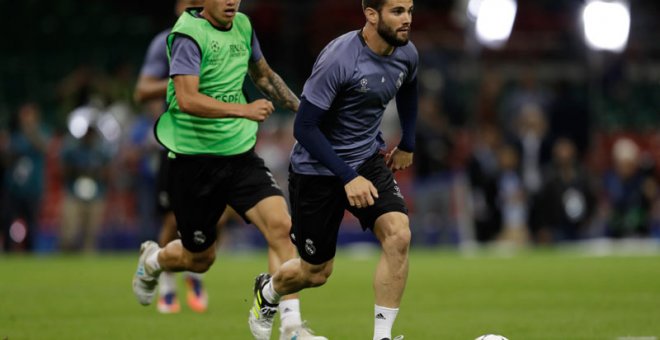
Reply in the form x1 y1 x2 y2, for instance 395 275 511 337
96 112 121 142
473 0 517 49
466 0 483 21
582 0 630 52
67 106 97 139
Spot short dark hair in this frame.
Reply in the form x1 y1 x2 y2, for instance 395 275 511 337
362 0 387 12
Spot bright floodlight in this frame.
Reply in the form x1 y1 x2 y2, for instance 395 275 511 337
96 112 121 142
582 0 630 52
475 0 517 49
467 0 483 21
68 106 97 139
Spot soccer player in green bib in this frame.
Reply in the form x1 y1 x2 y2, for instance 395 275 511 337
131 1 326 339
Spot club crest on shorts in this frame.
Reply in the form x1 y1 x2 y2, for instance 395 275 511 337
193 230 206 245
304 239 316 256
266 171 281 189
393 179 404 199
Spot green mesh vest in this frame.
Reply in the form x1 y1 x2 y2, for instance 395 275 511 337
155 9 257 156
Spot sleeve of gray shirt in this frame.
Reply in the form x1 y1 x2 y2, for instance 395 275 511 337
165 27 263 77
169 35 202 77
300 48 345 110
170 30 263 76
250 30 263 62
405 43 419 83
139 30 170 78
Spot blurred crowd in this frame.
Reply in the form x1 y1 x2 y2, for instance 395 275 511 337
1 0 660 253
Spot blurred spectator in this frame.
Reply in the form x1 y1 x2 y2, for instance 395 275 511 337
601 138 658 238
103 61 136 107
411 94 455 245
534 138 596 243
59 122 112 252
467 123 503 243
510 104 553 236
474 69 504 126
56 65 103 126
512 103 553 196
499 66 551 138
123 99 163 241
495 143 529 246
1 103 49 252
0 127 8 222
0 124 10 199
414 95 453 179
548 80 590 157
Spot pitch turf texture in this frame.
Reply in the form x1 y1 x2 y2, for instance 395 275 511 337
1 249 659 339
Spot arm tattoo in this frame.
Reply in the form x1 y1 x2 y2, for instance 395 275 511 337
249 58 300 112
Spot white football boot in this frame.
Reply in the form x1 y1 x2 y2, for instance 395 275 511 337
132 241 161 305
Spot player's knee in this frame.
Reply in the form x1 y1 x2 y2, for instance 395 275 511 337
303 262 333 287
305 271 331 287
188 250 216 273
385 226 411 255
266 215 292 242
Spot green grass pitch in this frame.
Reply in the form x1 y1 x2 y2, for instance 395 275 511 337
1 248 659 339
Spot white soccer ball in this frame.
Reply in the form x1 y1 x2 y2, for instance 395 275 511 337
475 335 508 340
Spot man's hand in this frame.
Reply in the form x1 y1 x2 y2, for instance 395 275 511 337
385 147 413 172
243 99 275 122
344 176 379 209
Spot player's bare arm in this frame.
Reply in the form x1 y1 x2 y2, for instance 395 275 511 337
133 75 169 104
385 147 413 172
173 74 274 121
248 57 300 112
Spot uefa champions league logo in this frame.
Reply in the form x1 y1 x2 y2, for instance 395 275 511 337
211 40 221 53
357 78 370 93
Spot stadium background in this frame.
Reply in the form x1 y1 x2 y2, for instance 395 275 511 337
2 1 660 339
1 0 659 253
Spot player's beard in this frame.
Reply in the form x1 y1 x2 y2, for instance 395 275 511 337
377 16 409 47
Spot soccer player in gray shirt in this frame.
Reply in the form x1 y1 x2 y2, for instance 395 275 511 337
133 0 211 315
249 1 418 339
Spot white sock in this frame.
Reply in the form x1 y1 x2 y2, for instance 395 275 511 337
373 305 399 340
186 272 204 281
146 249 161 275
159 272 177 296
279 299 302 331
262 280 281 305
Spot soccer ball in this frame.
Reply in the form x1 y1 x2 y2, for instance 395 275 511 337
475 335 508 340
